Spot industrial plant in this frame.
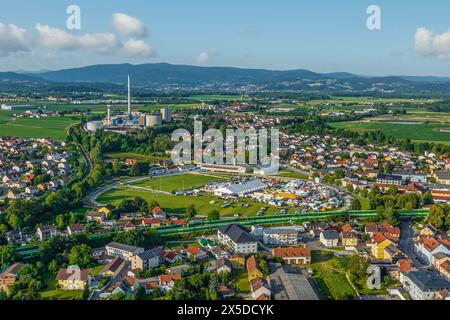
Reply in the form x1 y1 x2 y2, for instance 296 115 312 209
86 74 172 132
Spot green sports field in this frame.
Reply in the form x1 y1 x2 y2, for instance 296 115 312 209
329 121 450 144
130 173 227 193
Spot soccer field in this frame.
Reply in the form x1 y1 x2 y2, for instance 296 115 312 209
131 173 227 193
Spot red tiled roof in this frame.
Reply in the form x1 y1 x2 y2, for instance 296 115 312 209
273 247 311 259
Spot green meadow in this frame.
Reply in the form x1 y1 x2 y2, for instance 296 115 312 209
131 173 227 193
329 120 450 144
97 187 280 217
0 111 79 140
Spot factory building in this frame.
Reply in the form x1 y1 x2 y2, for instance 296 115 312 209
145 113 162 127
161 108 172 122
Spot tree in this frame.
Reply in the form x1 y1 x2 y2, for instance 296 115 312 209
351 199 362 211
69 244 93 268
208 210 220 221
55 214 67 230
0 245 16 269
185 205 197 219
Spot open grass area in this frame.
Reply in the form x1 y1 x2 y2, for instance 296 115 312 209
104 152 170 162
274 170 309 180
40 271 83 300
0 111 78 140
131 173 226 193
232 269 250 293
97 187 281 217
329 120 450 144
310 251 357 300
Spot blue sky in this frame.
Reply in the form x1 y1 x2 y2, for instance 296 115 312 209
1 0 450 76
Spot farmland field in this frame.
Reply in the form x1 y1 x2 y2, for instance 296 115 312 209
130 173 227 193
0 111 79 140
329 120 450 144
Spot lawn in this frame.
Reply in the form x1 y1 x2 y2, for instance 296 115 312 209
232 269 250 293
0 112 78 140
329 120 450 144
131 173 227 193
275 170 309 180
97 187 280 217
310 251 357 300
40 271 83 300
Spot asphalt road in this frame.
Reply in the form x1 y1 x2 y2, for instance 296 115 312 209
399 220 426 268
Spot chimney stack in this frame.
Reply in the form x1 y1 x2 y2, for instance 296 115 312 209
127 74 131 116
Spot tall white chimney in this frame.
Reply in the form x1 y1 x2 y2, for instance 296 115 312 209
107 104 111 125
127 74 131 116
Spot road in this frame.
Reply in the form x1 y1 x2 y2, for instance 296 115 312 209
399 219 426 268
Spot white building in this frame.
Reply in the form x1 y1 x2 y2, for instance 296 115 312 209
217 224 258 254
105 242 144 261
319 230 339 247
262 228 299 246
215 179 267 197
401 270 449 300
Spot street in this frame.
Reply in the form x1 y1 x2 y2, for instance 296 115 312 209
399 219 426 269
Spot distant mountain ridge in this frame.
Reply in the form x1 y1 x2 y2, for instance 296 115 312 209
28 63 450 85
2 63 450 94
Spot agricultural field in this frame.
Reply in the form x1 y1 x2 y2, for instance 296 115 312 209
0 111 79 140
97 187 281 217
329 120 450 144
130 173 227 193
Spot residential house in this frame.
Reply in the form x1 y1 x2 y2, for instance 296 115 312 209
131 247 164 271
340 232 358 249
0 263 23 292
217 224 258 254
86 211 106 224
56 266 91 290
101 257 126 278
401 269 450 300
216 258 233 274
272 246 311 265
186 246 208 261
250 277 271 300
37 225 57 241
105 242 144 261
262 228 298 246
371 233 395 260
246 255 264 281
159 274 182 291
230 253 245 269
319 230 339 247
415 238 450 265
67 224 85 236
98 204 115 218
435 171 450 185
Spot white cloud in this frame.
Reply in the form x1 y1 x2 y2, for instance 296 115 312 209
35 24 155 57
415 27 450 59
35 23 121 53
112 13 148 37
197 49 220 63
0 23 30 57
123 39 155 57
